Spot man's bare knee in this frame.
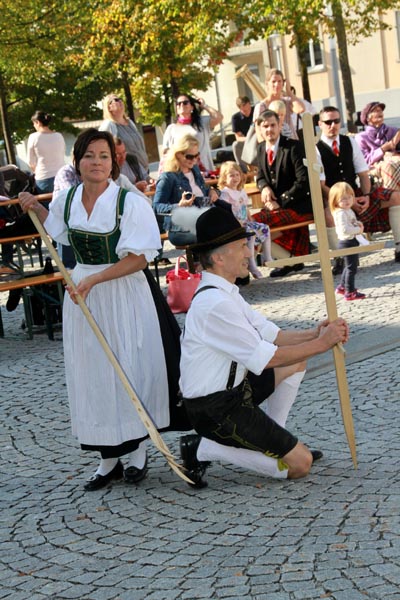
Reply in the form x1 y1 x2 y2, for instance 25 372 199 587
283 442 312 479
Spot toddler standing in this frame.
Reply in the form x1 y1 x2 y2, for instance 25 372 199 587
329 181 366 300
218 161 272 279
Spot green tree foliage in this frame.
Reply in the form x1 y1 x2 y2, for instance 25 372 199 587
79 0 244 124
0 0 107 159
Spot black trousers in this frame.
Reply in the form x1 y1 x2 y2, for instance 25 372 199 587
183 370 298 459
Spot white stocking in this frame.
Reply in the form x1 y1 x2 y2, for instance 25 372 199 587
259 370 306 428
127 440 147 469
197 437 288 479
96 457 119 476
261 234 273 263
388 205 400 247
271 242 291 259
247 236 262 276
327 227 339 250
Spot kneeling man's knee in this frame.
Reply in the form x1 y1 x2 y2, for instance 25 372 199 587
284 442 313 479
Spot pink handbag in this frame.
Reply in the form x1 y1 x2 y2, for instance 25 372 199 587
166 256 201 314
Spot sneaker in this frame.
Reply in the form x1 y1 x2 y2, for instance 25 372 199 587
335 285 345 295
345 290 366 301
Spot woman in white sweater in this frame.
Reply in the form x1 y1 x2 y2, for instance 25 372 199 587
27 111 65 194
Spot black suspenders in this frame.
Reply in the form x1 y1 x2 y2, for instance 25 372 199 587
191 285 238 390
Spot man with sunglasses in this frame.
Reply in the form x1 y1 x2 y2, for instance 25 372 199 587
317 106 400 264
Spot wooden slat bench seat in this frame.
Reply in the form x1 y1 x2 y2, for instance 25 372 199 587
0 271 65 340
153 220 316 283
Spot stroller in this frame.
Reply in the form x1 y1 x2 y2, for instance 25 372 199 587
0 164 40 269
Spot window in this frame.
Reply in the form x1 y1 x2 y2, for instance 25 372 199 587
303 39 324 71
268 34 283 71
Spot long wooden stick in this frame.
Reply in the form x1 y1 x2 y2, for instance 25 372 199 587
302 114 357 468
27 209 194 484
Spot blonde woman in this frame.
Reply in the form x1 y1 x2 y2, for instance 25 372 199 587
99 94 149 174
253 69 305 140
153 135 219 246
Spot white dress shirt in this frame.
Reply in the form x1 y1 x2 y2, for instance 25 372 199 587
180 271 280 398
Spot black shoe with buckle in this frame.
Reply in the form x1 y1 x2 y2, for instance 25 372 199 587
180 434 210 489
124 457 148 484
311 450 323 463
269 263 304 278
84 460 124 492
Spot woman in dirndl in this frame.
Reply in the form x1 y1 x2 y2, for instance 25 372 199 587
19 129 177 491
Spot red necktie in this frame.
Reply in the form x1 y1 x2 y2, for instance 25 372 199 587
267 148 274 166
332 140 339 156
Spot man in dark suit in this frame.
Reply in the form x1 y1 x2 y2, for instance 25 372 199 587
252 110 313 277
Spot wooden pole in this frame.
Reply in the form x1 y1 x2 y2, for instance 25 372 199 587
234 64 266 101
27 209 194 484
301 113 358 468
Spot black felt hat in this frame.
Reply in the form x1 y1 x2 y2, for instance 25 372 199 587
189 206 254 253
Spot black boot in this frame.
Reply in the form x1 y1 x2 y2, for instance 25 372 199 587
180 434 210 489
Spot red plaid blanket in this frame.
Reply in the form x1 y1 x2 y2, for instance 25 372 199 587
252 209 313 256
356 187 391 233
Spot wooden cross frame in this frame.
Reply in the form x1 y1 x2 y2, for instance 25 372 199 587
266 114 385 468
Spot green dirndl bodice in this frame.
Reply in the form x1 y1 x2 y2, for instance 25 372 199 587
64 185 128 265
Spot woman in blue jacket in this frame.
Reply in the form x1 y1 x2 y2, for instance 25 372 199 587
153 135 219 246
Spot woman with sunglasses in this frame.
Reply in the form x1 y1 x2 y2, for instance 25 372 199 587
99 94 149 176
162 94 223 174
154 135 220 246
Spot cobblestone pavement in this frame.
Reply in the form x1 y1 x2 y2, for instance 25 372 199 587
1 233 399 600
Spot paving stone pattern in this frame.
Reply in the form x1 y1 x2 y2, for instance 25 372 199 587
1 232 399 599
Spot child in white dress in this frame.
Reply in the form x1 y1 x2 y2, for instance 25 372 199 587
218 161 272 278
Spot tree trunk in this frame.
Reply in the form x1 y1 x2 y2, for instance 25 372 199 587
295 34 312 103
163 82 172 124
122 73 135 123
332 1 356 133
0 73 16 164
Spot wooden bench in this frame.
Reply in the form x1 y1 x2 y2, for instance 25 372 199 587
152 218 315 283
0 232 44 270
0 271 65 340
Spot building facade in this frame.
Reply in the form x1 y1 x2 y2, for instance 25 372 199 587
201 8 400 141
